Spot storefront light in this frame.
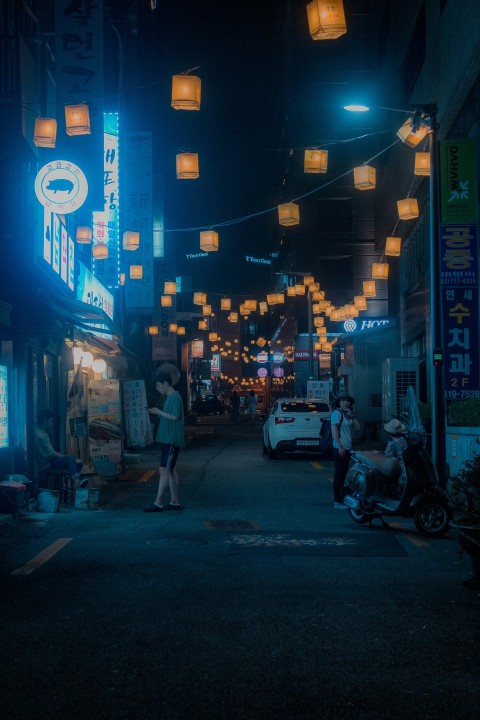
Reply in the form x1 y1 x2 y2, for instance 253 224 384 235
91 358 107 373
81 351 94 368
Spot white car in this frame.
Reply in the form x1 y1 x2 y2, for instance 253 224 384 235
262 398 331 459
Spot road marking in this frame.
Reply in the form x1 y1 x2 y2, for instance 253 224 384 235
11 538 73 576
311 461 323 469
139 469 157 483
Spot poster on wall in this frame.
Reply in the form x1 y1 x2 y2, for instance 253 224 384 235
88 379 123 476
66 367 88 461
123 380 153 448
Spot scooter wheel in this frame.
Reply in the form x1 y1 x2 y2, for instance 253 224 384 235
413 499 450 537
348 507 369 524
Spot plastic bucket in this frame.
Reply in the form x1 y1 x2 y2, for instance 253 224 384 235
37 489 59 513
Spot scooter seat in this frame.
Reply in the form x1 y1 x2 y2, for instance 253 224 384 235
353 450 401 478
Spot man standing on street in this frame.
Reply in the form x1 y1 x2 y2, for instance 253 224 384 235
145 371 185 512
331 394 360 509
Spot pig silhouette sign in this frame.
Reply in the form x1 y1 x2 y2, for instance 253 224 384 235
35 160 88 213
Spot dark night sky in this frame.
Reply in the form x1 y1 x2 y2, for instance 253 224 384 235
132 0 381 299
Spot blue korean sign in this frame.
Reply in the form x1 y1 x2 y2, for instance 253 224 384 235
443 287 479 399
440 225 477 287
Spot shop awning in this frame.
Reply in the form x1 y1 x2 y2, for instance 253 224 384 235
38 287 118 336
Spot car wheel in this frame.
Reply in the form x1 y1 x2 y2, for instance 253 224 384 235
267 438 277 459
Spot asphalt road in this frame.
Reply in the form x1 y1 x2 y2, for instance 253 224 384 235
0 415 478 720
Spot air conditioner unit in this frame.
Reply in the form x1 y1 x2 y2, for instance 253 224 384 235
382 358 419 422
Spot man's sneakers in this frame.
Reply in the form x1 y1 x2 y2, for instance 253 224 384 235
334 501 348 510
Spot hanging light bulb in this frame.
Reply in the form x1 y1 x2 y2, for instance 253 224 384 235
91 358 107 373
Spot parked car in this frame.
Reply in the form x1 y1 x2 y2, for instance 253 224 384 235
191 394 224 416
262 398 331 459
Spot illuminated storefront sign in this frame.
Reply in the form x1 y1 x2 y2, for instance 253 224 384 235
77 263 114 320
342 318 390 333
43 210 75 291
35 160 88 214
245 256 271 265
211 354 220 374
93 113 120 288
0 365 8 448
257 351 268 363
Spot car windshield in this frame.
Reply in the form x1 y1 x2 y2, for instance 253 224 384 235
280 401 329 413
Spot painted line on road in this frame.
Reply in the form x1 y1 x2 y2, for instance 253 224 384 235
11 538 73 576
311 461 323 469
139 469 157 483
389 522 430 547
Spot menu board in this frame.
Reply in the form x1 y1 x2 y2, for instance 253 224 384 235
123 380 153 448
88 379 122 476
0 365 8 448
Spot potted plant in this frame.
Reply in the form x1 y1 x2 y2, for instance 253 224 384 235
448 453 480 590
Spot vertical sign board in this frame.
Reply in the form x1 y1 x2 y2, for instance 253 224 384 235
124 132 154 310
55 0 104 209
88 379 122 476
439 140 479 398
123 380 153 448
93 113 120 287
43 211 75 291
152 305 178 362
0 365 8 448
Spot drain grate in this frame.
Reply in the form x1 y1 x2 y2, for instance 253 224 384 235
204 519 261 530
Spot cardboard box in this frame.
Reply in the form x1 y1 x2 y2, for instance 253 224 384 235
75 488 100 510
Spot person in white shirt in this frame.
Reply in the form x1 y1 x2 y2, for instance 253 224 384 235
331 394 360 509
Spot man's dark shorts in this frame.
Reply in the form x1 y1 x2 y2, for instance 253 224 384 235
159 443 180 469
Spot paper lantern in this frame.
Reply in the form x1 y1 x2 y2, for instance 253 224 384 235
161 295 173 307
177 326 186 336
123 231 140 251
92 242 108 259
228 312 238 322
286 286 296 296
414 152 430 176
354 165 376 190
256 337 267 347
363 280 376 298
91 358 107 374
295 284 306 295
239 303 250 315
33 118 57 148
278 202 299 226
176 153 199 179
314 316 325 327
314 342 323 351
303 275 315 286
202 304 212 316
76 226 92 244
169 324 178 333
345 305 359 317
275 293 285 304
198 320 207 330
148 326 159 335
164 281 177 294
65 103 91 135
119 273 126 286
397 198 419 220
267 293 278 305
130 265 143 279
81 351 94 368
396 118 428 147
354 295 367 310
313 290 325 300
372 263 389 279
221 298 231 310
322 342 333 352
306 0 347 40
245 299 257 311
200 230 219 252
317 326 327 336
171 75 201 111
259 302 268 313
304 149 328 173
385 236 402 257
194 292 207 305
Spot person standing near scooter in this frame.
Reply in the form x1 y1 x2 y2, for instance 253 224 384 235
331 394 360 509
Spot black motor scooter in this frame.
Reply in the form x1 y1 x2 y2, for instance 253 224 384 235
343 387 451 537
